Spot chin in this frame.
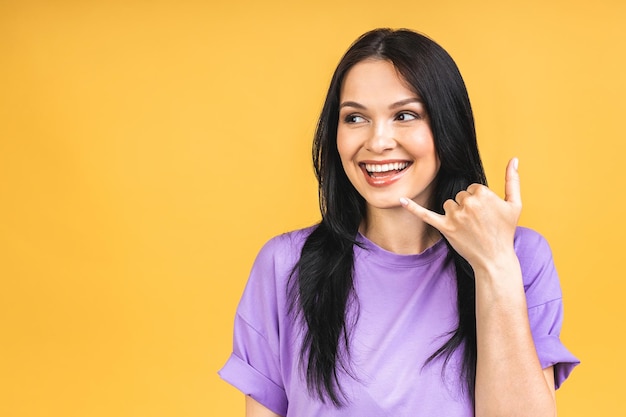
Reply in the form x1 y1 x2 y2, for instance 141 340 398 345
364 196 404 210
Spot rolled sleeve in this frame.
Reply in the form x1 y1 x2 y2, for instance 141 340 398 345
528 300 580 389
218 234 296 416
219 352 288 416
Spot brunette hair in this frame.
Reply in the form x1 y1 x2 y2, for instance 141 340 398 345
289 28 486 406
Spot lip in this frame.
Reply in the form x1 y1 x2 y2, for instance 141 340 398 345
358 159 412 187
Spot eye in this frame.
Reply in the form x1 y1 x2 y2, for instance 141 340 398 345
395 112 418 121
343 114 366 124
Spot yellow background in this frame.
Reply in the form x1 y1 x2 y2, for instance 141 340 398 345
1 0 623 415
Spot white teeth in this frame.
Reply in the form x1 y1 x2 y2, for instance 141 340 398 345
364 162 409 173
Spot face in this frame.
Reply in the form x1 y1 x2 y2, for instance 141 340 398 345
337 59 440 210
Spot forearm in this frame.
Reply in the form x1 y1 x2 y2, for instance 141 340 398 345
246 396 283 417
400 159 557 415
473 253 556 417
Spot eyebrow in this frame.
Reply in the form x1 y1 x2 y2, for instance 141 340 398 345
339 97 423 110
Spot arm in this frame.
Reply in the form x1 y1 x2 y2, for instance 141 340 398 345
400 158 556 417
472 250 556 416
246 396 283 417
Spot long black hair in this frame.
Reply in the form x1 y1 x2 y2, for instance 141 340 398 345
289 28 487 406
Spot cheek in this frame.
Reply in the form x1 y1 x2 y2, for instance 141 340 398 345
429 142 441 176
407 135 436 159
416 128 437 158
336 134 353 165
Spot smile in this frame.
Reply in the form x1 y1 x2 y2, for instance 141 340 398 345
364 161 410 175
359 160 412 187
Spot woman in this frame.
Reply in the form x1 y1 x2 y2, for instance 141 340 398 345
219 28 578 417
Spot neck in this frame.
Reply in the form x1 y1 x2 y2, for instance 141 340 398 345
360 205 440 255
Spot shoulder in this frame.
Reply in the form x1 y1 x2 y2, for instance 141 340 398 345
245 225 317 288
513 227 562 306
514 226 553 262
254 225 316 267
236 226 316 323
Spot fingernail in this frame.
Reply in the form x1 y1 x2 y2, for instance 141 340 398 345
513 157 519 171
399 197 409 206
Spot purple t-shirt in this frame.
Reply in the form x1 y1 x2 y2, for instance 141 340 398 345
219 226 578 416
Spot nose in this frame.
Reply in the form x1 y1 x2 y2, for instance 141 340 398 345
365 121 396 153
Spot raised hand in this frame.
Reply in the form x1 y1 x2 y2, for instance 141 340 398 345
400 158 522 272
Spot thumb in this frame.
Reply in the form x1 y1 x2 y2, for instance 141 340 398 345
399 197 446 230
505 157 522 205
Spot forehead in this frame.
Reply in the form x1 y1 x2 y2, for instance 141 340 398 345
340 59 417 101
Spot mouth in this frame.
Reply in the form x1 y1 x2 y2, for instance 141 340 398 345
359 160 412 186
362 161 411 178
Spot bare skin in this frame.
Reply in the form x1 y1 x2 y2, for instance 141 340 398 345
246 396 281 417
338 61 556 415
245 160 557 417
400 158 557 417
244 59 557 416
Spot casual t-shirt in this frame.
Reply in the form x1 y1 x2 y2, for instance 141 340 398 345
219 226 579 416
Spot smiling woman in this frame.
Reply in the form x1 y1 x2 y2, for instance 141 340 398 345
337 59 439 211
218 28 579 417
